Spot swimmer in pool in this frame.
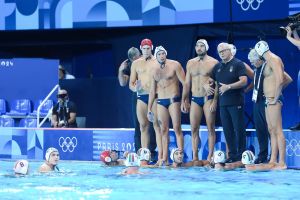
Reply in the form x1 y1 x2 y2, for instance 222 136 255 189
39 147 60 173
100 150 126 166
14 159 29 176
170 148 210 168
121 152 144 175
211 150 244 170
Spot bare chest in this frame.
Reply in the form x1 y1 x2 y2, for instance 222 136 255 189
190 62 212 77
263 65 273 78
154 66 175 81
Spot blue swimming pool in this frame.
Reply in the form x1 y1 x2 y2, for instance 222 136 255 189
0 160 300 199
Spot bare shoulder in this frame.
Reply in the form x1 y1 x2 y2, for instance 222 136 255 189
132 57 144 66
189 57 199 63
186 58 197 70
168 59 183 68
270 54 284 67
39 163 51 173
206 55 219 64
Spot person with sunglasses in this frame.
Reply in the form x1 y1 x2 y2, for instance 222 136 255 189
51 89 77 128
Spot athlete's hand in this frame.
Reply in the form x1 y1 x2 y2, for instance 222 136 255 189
285 26 292 37
209 100 217 112
203 81 215 95
119 59 129 71
181 100 190 113
147 111 154 122
135 80 143 93
219 83 231 95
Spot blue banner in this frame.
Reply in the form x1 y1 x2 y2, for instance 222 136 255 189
44 129 93 161
0 127 299 168
0 0 291 30
93 129 135 160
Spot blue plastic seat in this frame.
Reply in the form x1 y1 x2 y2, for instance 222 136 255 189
30 99 53 117
19 118 37 127
0 116 15 127
0 99 6 115
6 99 31 116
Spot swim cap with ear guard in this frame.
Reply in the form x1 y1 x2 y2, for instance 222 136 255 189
45 147 59 162
254 41 269 56
197 39 209 51
125 153 140 167
140 38 153 50
14 160 29 175
241 150 255 165
100 150 112 163
154 46 167 58
170 148 181 162
137 148 151 161
213 150 226 164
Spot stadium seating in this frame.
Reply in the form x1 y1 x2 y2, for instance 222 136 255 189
29 99 53 117
6 99 31 116
19 118 37 127
0 115 15 127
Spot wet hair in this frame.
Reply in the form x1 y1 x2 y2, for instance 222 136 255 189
127 47 140 61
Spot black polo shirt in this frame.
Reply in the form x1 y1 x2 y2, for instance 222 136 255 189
122 61 132 76
253 65 265 102
211 58 246 106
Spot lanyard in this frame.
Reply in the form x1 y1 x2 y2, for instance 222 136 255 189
253 62 266 90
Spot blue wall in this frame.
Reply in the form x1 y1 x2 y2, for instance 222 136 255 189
1 127 299 168
0 58 58 108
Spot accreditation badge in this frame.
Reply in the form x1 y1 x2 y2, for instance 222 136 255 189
252 89 258 103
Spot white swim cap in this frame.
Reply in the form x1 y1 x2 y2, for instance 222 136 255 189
45 147 59 162
196 39 209 51
248 49 260 62
241 150 255 165
14 160 29 175
229 44 237 56
213 150 226 164
125 153 140 167
170 148 181 162
137 148 151 161
154 46 167 58
254 41 269 56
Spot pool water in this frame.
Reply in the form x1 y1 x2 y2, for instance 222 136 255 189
0 160 299 199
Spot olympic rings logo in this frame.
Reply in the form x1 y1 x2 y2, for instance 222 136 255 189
58 137 78 152
236 0 264 11
286 139 300 157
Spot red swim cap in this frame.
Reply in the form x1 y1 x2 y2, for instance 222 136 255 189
140 38 153 50
100 150 112 163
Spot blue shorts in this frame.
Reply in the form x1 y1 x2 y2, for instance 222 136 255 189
191 95 214 107
137 94 149 105
265 95 284 107
157 96 181 109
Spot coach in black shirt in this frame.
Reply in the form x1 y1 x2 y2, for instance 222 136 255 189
210 42 247 163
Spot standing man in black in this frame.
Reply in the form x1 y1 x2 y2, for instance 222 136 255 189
248 49 269 164
118 47 157 155
51 89 77 128
206 42 247 163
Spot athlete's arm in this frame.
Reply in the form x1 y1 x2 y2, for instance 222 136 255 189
129 62 138 92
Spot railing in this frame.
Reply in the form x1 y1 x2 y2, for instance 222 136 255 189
37 84 59 128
